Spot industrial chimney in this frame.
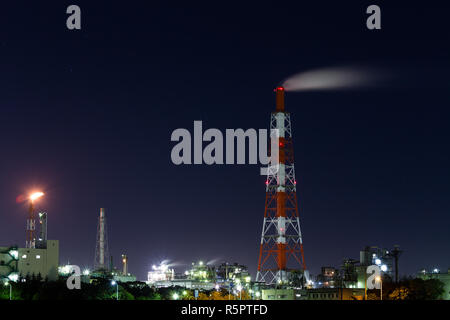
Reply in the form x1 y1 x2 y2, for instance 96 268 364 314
122 254 128 275
94 208 109 270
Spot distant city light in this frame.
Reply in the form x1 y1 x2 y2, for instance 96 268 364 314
433 268 439 273
375 258 382 265
381 265 388 272
83 269 90 276
172 293 179 300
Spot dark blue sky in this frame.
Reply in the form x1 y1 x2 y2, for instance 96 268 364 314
1 1 449 280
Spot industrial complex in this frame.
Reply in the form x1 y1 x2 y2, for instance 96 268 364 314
1 89 449 300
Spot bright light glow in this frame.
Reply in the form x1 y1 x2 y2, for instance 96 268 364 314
83 269 90 276
147 263 174 283
111 280 117 286
375 258 382 265
9 250 18 260
236 285 242 291
255 292 261 297
8 273 19 282
215 284 220 291
433 268 439 273
245 276 251 283
375 276 381 282
199 261 203 266
172 293 179 300
59 265 72 275
21 254 27 259
182 291 187 296
30 192 44 201
36 255 40 259
381 265 388 272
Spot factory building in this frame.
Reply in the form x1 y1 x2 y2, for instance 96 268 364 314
417 268 450 300
0 240 59 282
260 288 365 300
216 262 251 283
307 288 365 300
147 261 253 292
316 267 338 288
338 245 402 289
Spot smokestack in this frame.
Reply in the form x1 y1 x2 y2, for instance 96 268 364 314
275 87 285 111
122 254 128 275
37 212 47 249
95 208 109 270
100 208 106 267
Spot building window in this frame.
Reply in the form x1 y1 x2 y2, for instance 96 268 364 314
36 255 41 259
22 254 27 259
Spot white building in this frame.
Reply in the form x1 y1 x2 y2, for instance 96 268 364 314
0 240 59 282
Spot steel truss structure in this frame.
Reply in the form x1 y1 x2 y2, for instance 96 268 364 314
256 87 306 285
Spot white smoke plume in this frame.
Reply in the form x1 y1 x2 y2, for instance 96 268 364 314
282 66 389 91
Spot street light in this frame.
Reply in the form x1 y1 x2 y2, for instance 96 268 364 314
111 280 119 300
4 281 12 300
236 284 242 300
375 276 383 301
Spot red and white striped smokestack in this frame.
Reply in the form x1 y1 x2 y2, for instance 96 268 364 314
257 86 306 285
275 86 285 111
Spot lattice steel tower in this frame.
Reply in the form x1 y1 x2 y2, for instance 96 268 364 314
256 87 307 285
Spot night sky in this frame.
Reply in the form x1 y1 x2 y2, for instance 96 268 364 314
1 2 449 281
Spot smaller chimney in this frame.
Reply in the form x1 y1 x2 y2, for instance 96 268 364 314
122 254 128 275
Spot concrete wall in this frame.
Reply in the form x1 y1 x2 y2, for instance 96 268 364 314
262 289 295 300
